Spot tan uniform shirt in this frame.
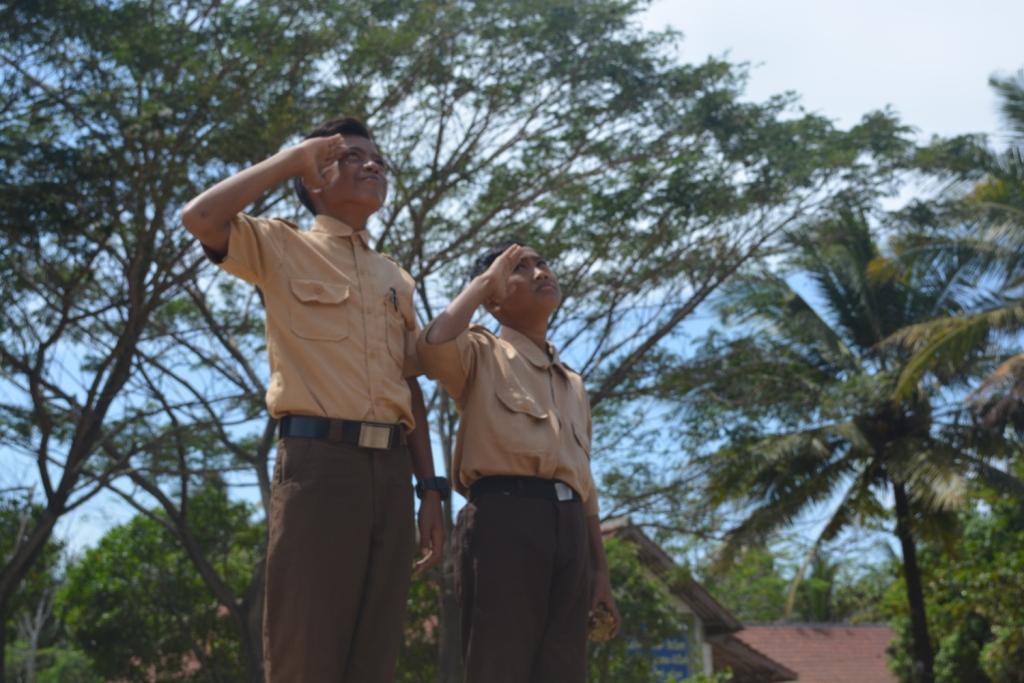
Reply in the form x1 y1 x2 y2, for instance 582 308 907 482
211 213 420 428
418 324 600 515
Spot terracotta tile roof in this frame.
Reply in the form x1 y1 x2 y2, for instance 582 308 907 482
735 624 897 683
711 634 797 682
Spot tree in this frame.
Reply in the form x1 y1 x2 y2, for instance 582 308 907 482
588 538 690 683
700 541 897 625
700 547 788 624
58 482 262 682
0 497 74 683
2 0 919 679
394 569 443 683
672 211 1022 683
885 488 1024 683
0 0 342 678
885 69 1024 431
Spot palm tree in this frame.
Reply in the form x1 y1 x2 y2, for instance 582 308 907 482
889 70 1024 429
679 210 1020 683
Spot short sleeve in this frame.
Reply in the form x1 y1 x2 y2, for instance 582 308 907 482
417 324 484 402
204 214 292 285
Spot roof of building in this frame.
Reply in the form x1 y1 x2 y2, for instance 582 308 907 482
601 516 796 682
601 516 742 635
735 624 897 683
710 634 798 682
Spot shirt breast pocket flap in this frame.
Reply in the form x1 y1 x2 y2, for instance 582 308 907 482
571 422 591 458
495 386 548 420
288 278 352 341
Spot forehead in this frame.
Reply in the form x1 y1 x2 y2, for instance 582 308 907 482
342 135 380 155
518 247 543 261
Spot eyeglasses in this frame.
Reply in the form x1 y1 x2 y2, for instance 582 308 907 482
339 149 391 174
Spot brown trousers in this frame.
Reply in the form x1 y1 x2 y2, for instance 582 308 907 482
455 491 592 683
263 436 415 683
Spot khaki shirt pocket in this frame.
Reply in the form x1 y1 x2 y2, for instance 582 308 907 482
495 385 548 420
492 384 553 469
288 278 352 341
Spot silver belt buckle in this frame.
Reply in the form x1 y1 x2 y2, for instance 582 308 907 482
358 423 392 449
554 481 574 502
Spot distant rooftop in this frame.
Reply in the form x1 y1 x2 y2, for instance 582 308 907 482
736 624 897 683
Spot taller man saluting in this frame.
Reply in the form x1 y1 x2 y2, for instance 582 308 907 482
182 117 448 683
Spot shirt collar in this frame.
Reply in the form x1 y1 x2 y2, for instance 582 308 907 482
311 214 370 247
500 326 564 372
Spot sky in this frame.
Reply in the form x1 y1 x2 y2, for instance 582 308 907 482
641 0 1024 143
48 1 1024 555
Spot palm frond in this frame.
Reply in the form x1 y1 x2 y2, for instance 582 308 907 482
990 70 1024 140
888 302 1024 399
709 423 867 568
782 466 883 617
964 456 1024 498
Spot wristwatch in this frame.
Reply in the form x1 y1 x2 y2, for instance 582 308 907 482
415 476 452 500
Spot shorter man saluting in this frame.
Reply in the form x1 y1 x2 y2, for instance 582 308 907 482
418 241 620 683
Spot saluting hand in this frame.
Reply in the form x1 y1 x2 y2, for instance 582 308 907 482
295 134 347 193
479 243 525 304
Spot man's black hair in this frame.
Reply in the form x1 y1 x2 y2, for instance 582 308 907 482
468 239 527 280
292 116 375 216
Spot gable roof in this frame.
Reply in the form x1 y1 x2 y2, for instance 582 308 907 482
601 517 796 682
601 516 742 635
710 634 798 682
736 624 897 683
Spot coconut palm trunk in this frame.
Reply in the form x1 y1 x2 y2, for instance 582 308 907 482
893 480 936 683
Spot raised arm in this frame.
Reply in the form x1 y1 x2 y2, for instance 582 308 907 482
425 244 524 344
181 134 347 254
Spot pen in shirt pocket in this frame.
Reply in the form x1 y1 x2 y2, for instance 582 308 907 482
389 287 398 311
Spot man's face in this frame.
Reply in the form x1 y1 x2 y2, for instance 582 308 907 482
492 247 561 322
317 135 389 213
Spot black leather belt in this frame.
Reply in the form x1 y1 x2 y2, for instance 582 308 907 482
278 415 406 450
470 476 581 503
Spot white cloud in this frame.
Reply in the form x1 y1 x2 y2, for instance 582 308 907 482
642 0 1024 141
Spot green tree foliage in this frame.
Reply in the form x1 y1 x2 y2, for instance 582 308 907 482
2 0 921 678
701 547 788 623
588 539 689 683
0 500 61 649
671 211 1024 682
0 498 95 683
701 543 896 625
0 0 339 676
886 490 1024 683
4 644 100 683
395 570 443 683
58 483 261 682
886 70 1024 431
